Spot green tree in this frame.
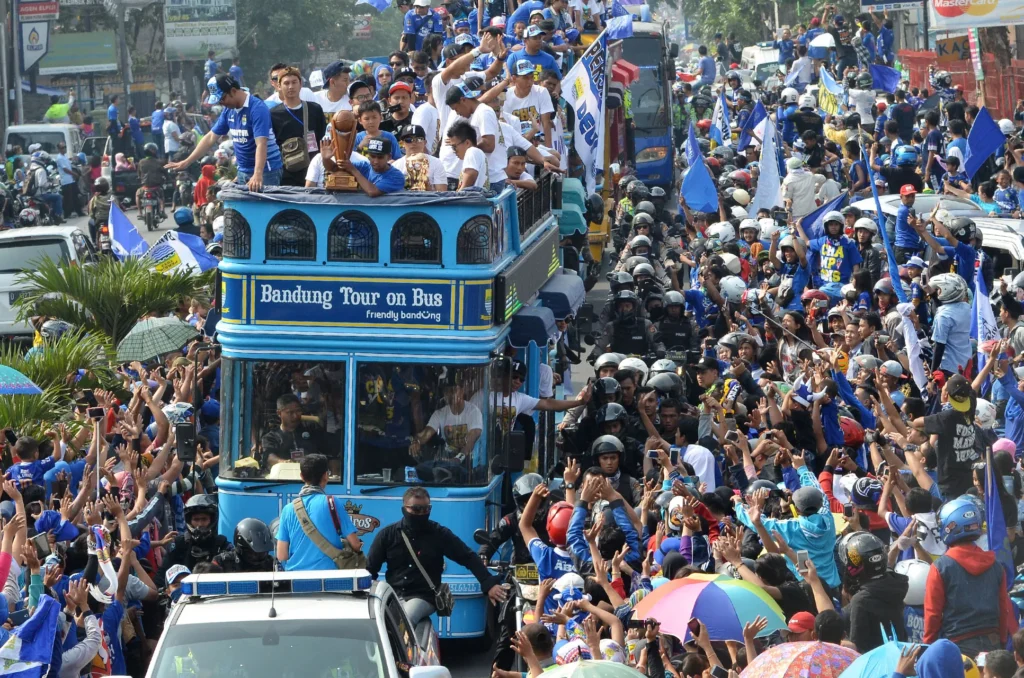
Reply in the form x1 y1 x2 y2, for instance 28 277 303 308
14 256 213 345
0 388 68 441
0 329 117 400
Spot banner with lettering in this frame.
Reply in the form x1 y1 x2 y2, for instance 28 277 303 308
818 66 843 116
928 0 1024 31
563 32 608 194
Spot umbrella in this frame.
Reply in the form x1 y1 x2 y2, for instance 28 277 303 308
0 365 42 395
743 641 860 678
544 660 645 678
810 33 836 49
840 640 914 678
116 317 200 363
633 576 786 642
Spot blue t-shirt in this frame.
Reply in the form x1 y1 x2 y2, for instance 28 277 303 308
944 171 969 192
102 600 127 675
684 288 719 328
129 116 144 144
354 130 405 159
528 538 575 579
808 235 862 294
861 32 876 63
205 58 218 79
970 194 1001 215
351 158 406 194
277 494 358 571
210 94 283 175
107 104 120 133
6 457 56 486
151 108 164 131
403 9 444 51
774 39 794 64
995 186 1018 215
697 56 717 86
904 605 924 643
894 203 921 249
924 128 945 177
506 0 544 36
933 301 973 373
878 26 894 59
229 64 244 85
933 237 977 286
506 50 560 80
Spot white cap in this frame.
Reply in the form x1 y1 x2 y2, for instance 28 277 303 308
413 0 431 6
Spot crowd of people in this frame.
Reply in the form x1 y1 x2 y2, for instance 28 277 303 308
7 0 1024 677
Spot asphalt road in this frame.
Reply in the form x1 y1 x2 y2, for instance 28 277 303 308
64 205 172 247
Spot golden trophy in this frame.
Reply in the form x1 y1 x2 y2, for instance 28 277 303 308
325 109 359 191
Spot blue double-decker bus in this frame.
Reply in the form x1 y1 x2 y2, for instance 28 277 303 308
213 176 584 639
626 21 678 189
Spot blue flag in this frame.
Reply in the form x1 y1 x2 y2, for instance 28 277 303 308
0 595 60 678
964 106 1005 180
109 201 149 259
985 447 1015 590
863 146 908 303
684 121 702 169
709 91 730 147
607 1 633 38
869 64 901 94
798 193 848 240
355 0 390 11
680 149 719 214
737 100 767 152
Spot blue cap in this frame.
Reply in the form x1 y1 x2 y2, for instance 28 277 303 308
565 28 580 42
322 60 349 80
457 83 481 99
200 398 221 420
514 60 535 76
834 13 844 23
212 232 224 243
454 18 470 28
206 76 226 105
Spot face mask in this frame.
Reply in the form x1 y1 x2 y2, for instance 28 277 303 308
648 306 665 323
170 588 184 603
402 507 431 529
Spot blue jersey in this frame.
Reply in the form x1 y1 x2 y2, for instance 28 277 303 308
995 186 1019 215
780 104 799 145
506 50 560 80
151 108 164 130
878 26 894 61
210 94 283 175
894 203 921 250
351 158 406 194
904 605 925 643
403 9 444 51
684 288 719 327
205 58 218 79
861 32 876 64
5 457 56 486
808 235 862 294
775 39 794 64
506 0 544 36
229 64 244 85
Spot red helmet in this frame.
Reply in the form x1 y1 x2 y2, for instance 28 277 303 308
840 417 865 447
801 289 829 304
876 102 887 113
436 6 449 17
696 119 712 132
546 501 573 547
706 157 721 170
729 170 751 189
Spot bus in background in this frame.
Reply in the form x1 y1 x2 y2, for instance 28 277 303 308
624 22 677 190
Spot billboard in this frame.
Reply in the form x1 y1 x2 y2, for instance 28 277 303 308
164 0 236 61
38 31 116 75
21 21 49 71
928 0 1024 31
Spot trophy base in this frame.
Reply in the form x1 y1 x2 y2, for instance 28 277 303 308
325 172 359 191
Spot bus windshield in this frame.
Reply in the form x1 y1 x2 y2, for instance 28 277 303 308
631 68 669 130
354 362 493 486
622 36 663 66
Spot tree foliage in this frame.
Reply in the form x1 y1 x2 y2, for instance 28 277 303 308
0 388 69 441
0 329 117 401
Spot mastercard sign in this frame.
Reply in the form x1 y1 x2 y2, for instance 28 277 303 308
929 0 1024 29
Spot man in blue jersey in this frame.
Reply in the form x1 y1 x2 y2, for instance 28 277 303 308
168 74 283 192
403 0 444 52
331 137 406 196
204 50 219 80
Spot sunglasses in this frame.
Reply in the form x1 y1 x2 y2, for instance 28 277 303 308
405 504 432 514
401 136 425 143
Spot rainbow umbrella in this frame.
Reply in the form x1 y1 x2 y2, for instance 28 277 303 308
633 576 786 642
544 660 645 678
0 365 42 395
742 641 860 678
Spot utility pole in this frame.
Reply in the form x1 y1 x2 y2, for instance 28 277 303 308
12 0 23 124
115 4 130 107
0 0 9 132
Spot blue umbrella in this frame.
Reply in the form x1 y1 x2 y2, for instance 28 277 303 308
0 365 42 395
840 639 916 678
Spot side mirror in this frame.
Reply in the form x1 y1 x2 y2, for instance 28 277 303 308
670 42 679 59
583 333 595 346
473 528 491 547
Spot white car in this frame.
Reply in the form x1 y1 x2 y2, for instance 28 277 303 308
144 569 448 678
0 226 99 339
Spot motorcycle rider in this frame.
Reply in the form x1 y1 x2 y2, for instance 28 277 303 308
588 435 642 506
215 517 275 573
591 402 644 478
24 151 63 224
589 291 665 361
136 142 168 220
160 494 231 582
598 272 636 324
655 291 698 353
173 206 202 238
87 178 112 245
571 376 624 454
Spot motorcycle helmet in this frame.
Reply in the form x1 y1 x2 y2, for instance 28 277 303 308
746 479 779 497
732 188 751 206
212 215 226 234
729 205 748 220
840 416 865 447
930 273 968 304
780 87 799 105
593 376 622 405
853 217 877 234
40 319 72 340
618 176 635 192
595 403 629 430
650 186 667 207
718 174 735 190
143 142 159 157
707 221 736 243
174 207 194 226
648 358 677 378
801 289 829 306
851 476 883 508
938 496 983 545
934 70 952 88
947 216 976 243
759 218 780 240
798 93 816 109
591 435 624 463
632 262 655 281
184 494 218 540
618 357 649 383
634 200 657 218
233 517 274 561
646 372 684 400
726 70 740 85
738 218 760 238
546 501 573 547
895 146 919 167
895 559 930 606
999 119 1016 135
730 169 752 190
629 182 650 204
629 235 652 256
594 353 622 372
778 235 797 250
843 112 862 130
609 272 635 294
842 531 887 581
625 255 649 274
93 177 110 195
632 212 655 229
719 253 742 275
513 473 545 511
712 146 735 163
823 210 845 230
719 275 747 304
18 208 38 227
857 71 874 90
664 290 684 311
975 398 996 429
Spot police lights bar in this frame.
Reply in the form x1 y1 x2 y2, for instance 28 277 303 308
179 569 374 597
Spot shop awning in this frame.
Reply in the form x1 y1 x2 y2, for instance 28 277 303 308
539 271 586 320
508 306 557 348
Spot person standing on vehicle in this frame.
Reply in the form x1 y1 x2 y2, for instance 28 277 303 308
107 94 122 155
127 106 145 161
151 102 165 158
162 108 182 158
136 143 167 220
55 142 81 219
367 486 505 628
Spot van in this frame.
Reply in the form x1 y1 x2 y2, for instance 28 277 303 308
740 42 780 85
4 124 84 156
0 226 98 339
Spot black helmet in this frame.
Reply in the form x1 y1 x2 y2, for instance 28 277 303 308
711 146 734 162
143 142 158 157
842 532 887 581
650 186 667 205
93 177 109 194
635 200 656 217
647 372 683 400
184 494 218 540
618 176 635 191
857 71 874 89
595 402 629 428
609 271 635 293
629 183 650 203
593 376 622 404
513 473 545 510
614 290 640 321
745 479 779 496
586 192 604 223
697 138 711 155
718 174 735 189
591 434 624 459
234 517 274 558
948 216 976 243
200 155 216 167
632 212 655 229
841 205 862 220
843 112 862 130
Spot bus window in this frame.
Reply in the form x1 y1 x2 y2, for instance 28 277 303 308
631 68 669 130
354 363 491 486
221 359 346 479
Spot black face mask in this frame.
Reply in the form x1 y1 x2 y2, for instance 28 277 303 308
402 508 431 530
648 306 666 323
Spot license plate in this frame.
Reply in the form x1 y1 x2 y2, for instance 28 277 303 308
141 200 158 206
8 291 21 305
513 563 539 583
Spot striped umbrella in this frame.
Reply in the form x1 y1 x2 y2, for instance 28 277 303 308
0 364 42 395
742 641 860 678
633 575 786 643
116 317 200 363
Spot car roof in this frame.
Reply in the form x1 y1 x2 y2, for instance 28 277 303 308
631 22 663 33
0 226 81 240
172 593 375 625
851 194 983 215
976 217 1024 261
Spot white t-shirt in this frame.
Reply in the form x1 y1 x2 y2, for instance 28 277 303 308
305 155 325 187
469 104 507 183
426 403 483 457
538 364 554 398
434 75 466 178
848 89 875 126
791 56 813 85
485 391 541 433
570 0 603 23
503 85 555 126
314 90 352 127
392 154 447 189
551 106 568 172
461 146 488 188
411 102 441 155
162 120 181 154
267 87 318 104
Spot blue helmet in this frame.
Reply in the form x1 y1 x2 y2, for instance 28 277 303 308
173 207 194 226
895 146 919 167
938 496 983 545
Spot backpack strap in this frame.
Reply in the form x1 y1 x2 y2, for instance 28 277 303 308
291 496 347 564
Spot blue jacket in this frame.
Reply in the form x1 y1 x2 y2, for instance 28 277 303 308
735 466 841 588
891 638 965 678
567 499 640 566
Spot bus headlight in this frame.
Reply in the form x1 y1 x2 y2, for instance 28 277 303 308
636 147 669 163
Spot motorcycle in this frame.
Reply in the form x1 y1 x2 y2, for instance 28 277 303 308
92 220 113 256
173 171 194 210
139 187 162 232
473 529 540 672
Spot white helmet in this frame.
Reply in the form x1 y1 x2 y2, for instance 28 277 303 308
975 398 996 429
779 235 797 250
212 215 226 234
719 253 742 275
594 353 621 371
719 275 747 303
759 218 780 240
708 221 736 243
823 210 845 228
619 357 649 383
999 118 1015 135
218 139 235 155
930 273 968 304
739 218 760 237
781 87 799 105
840 283 856 299
853 217 877 233
649 358 677 377
799 93 816 109
895 559 931 607
730 205 748 220
933 208 952 226
732 188 750 206
629 234 652 253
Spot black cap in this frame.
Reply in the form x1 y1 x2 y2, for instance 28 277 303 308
348 80 370 98
695 357 720 372
395 67 417 81
365 136 393 157
399 124 427 140
323 60 350 80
